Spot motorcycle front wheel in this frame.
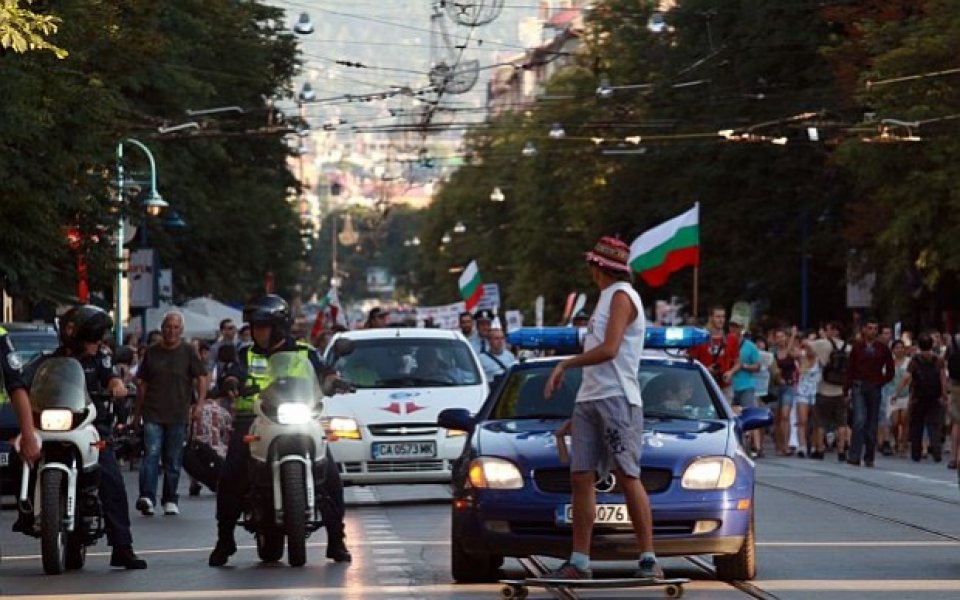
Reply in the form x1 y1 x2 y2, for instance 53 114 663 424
40 470 67 575
281 461 308 567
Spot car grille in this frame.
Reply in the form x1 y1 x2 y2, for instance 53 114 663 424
340 460 449 473
533 468 673 494
367 423 439 437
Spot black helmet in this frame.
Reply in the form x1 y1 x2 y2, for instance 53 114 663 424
59 305 114 353
243 295 291 347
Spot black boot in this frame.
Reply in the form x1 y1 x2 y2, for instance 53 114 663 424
208 536 237 567
110 545 147 569
326 536 352 563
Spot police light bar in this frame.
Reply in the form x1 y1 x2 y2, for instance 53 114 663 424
507 326 709 351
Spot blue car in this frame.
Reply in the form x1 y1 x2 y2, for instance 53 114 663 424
438 327 773 583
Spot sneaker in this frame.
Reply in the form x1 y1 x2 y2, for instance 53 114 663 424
208 538 237 567
810 450 825 460
880 442 893 457
136 497 154 516
110 545 147 569
635 557 665 580
796 450 805 458
189 482 202 496
163 502 179 516
846 458 861 466
541 561 592 580
837 451 847 463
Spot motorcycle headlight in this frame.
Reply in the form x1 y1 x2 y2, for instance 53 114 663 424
681 457 737 490
321 416 362 440
40 409 73 432
467 457 523 489
277 403 313 425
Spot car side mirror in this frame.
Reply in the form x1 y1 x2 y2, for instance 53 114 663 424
331 338 354 359
738 406 774 432
438 408 475 434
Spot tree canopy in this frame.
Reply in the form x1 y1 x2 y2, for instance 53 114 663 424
416 0 960 329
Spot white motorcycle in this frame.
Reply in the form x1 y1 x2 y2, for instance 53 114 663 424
241 342 353 567
16 358 106 574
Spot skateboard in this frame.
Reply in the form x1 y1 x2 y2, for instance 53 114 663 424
498 576 689 598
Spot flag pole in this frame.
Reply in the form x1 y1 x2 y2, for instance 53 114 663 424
692 264 699 318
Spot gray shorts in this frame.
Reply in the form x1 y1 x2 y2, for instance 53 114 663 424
732 388 757 408
570 396 644 479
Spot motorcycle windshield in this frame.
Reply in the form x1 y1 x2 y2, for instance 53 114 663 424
29 357 90 412
259 351 321 411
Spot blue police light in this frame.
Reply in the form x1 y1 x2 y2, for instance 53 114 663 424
507 326 709 351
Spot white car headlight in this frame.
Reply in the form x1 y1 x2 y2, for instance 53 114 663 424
40 409 73 432
467 457 523 489
321 416 362 440
277 403 312 425
681 457 736 490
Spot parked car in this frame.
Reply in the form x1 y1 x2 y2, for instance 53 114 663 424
439 326 773 583
324 327 487 485
1 322 59 492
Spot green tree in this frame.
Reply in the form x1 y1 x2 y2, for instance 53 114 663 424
0 0 67 57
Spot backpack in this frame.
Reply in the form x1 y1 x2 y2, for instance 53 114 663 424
910 355 942 403
821 338 849 386
947 335 960 381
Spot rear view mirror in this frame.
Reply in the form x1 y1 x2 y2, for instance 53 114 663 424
438 408 475 434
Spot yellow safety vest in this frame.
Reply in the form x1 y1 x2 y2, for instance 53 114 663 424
235 341 314 415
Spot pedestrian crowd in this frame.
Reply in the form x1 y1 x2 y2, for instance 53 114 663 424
687 306 960 470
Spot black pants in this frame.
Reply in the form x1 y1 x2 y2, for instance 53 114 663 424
98 441 134 547
909 400 944 461
215 417 345 542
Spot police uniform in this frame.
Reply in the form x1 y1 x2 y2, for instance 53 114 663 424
0 326 27 399
215 338 347 550
25 348 137 550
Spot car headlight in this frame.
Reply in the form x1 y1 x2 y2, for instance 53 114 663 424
681 457 736 490
277 403 313 425
321 417 362 440
446 428 467 438
40 409 73 432
467 457 523 489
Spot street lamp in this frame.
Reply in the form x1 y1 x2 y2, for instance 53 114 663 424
116 138 166 345
489 187 505 202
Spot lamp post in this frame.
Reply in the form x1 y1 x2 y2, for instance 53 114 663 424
116 138 167 345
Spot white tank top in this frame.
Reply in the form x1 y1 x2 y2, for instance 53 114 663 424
576 282 645 406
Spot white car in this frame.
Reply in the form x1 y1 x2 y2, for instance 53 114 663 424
324 328 487 484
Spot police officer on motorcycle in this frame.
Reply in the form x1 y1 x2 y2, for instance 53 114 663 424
209 294 351 567
22 305 147 569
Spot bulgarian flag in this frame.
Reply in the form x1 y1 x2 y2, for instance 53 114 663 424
310 286 347 340
629 203 700 287
458 260 484 311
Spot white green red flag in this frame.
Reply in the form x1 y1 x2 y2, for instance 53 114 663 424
458 260 484 311
310 286 347 340
629 203 700 287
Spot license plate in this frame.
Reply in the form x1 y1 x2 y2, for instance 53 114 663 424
557 504 632 525
371 441 437 459
0 450 9 467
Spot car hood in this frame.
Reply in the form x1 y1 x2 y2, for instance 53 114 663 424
476 418 732 475
324 386 487 424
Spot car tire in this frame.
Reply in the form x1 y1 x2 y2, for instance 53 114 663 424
714 507 756 581
451 533 501 583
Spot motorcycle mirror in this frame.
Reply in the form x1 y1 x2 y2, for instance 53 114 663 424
331 338 354 359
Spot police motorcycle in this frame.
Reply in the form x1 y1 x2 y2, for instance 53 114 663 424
14 358 111 574
240 341 353 567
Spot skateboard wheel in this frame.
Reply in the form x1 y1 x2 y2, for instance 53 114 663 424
500 584 523 599
665 584 684 597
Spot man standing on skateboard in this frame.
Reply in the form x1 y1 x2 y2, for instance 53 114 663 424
544 236 662 580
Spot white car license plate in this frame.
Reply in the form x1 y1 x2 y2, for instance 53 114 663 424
0 450 9 467
371 441 437 459
557 504 631 525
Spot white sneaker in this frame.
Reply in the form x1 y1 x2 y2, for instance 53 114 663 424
163 502 179 516
136 497 154 516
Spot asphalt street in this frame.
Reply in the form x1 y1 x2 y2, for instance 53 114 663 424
1 453 958 600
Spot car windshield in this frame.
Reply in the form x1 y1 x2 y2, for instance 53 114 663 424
490 361 720 421
333 338 482 389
